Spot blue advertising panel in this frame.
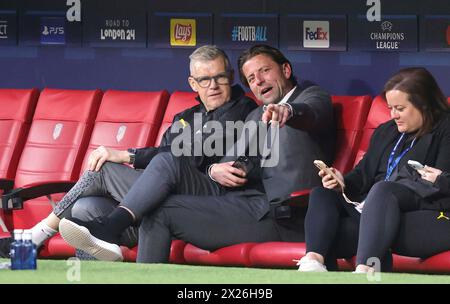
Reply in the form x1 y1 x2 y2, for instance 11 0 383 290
215 13 278 49
421 15 450 52
281 14 346 51
0 10 17 46
20 10 82 46
84 8 146 48
349 15 418 52
149 12 212 48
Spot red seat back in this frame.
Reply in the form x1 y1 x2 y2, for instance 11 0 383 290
331 96 372 173
0 89 39 232
0 89 39 180
154 91 199 146
12 88 102 228
80 90 169 171
353 95 391 166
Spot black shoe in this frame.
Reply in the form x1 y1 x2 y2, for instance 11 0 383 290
59 217 123 262
0 237 12 258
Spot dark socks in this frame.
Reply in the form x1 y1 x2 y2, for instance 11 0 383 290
106 207 135 237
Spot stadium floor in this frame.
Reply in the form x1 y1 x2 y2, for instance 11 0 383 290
1 259 450 284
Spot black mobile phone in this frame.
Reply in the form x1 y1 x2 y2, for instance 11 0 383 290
232 156 254 174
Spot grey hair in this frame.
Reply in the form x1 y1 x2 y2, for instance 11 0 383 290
189 45 232 75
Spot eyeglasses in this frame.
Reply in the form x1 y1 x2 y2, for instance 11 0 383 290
191 73 230 88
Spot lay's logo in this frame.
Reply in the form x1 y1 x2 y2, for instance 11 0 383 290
170 19 196 46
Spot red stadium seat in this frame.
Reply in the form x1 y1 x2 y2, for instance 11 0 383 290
80 90 169 170
154 91 198 146
289 95 373 199
41 90 170 258
0 89 40 234
3 88 102 233
183 243 257 267
330 95 372 174
353 95 390 166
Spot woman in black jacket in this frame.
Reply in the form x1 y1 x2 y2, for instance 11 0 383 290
298 67 450 273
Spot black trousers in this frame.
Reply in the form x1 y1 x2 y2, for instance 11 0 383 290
65 152 286 257
305 181 450 271
130 154 283 263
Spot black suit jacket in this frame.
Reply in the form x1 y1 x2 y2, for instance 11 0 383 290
133 85 257 172
224 84 335 221
345 113 450 208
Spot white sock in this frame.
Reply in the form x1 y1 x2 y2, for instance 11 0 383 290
31 220 58 247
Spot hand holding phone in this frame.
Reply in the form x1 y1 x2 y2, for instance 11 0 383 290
314 160 360 206
407 160 425 171
232 156 254 175
313 160 345 190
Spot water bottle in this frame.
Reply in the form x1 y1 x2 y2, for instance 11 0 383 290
21 230 37 270
10 229 23 270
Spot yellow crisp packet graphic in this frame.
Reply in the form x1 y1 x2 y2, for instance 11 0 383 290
170 18 196 46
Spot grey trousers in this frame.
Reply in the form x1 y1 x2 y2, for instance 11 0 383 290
127 154 282 263
137 194 282 263
53 161 142 247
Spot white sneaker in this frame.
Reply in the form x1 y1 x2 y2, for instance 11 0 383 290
59 218 123 262
295 256 327 272
352 265 375 274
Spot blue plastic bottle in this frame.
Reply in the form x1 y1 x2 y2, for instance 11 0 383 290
10 229 23 270
21 230 37 270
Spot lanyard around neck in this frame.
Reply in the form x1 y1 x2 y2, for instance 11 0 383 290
385 133 416 181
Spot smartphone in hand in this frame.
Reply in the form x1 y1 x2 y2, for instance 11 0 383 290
407 160 425 171
232 156 254 175
313 160 345 189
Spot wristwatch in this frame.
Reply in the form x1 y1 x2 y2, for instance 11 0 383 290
127 148 137 165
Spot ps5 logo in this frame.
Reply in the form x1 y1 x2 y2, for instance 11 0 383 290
116 125 127 143
53 123 64 140
41 17 66 44
0 21 7 39
42 25 64 36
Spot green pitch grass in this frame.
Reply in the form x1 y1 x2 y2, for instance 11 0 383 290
1 259 450 284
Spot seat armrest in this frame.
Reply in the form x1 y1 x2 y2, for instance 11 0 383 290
0 179 14 193
288 188 311 207
290 189 311 197
2 181 76 210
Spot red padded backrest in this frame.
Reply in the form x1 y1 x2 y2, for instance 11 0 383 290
352 96 450 167
12 88 102 229
155 91 199 146
331 95 372 173
80 90 169 171
353 95 391 167
14 88 102 188
0 89 39 179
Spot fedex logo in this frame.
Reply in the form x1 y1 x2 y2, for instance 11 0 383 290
303 21 330 48
305 27 328 40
